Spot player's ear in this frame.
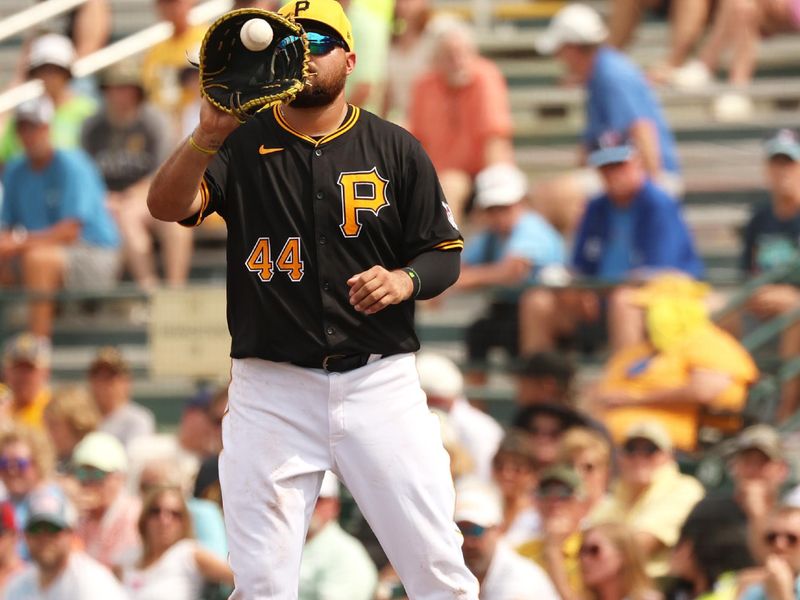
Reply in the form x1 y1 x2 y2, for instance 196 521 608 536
345 51 356 75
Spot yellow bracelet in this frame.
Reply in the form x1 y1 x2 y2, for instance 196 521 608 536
188 134 218 156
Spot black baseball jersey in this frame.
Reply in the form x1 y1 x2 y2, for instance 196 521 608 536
185 104 463 363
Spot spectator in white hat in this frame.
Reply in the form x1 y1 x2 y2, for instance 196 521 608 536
5 487 127 600
299 472 377 600
529 3 682 238
0 95 120 337
71 431 141 570
416 351 503 482
453 163 565 382
0 33 97 165
455 482 559 600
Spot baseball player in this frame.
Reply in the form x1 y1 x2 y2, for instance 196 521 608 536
146 0 480 598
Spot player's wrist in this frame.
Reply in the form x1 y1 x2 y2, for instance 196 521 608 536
400 267 421 300
190 128 225 155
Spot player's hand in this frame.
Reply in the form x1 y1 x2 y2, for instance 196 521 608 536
195 97 241 152
347 266 414 315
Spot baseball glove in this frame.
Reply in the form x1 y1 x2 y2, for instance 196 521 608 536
195 8 310 120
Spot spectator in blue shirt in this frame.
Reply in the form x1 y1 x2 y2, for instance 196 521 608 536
0 96 119 337
453 163 565 379
529 3 683 237
735 129 800 422
519 132 702 357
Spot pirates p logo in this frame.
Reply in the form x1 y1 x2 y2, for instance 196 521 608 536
293 0 311 16
338 168 390 238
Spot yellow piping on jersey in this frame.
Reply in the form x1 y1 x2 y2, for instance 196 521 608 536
193 179 211 227
273 104 360 147
434 240 464 251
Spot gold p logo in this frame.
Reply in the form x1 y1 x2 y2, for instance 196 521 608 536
338 168 390 237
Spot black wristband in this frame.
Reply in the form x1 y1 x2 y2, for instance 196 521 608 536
402 267 422 298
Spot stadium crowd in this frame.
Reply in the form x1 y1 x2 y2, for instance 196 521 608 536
0 0 799 598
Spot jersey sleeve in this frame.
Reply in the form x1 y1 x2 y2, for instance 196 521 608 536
179 145 230 227
397 139 463 262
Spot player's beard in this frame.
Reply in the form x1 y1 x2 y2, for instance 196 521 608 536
290 60 347 108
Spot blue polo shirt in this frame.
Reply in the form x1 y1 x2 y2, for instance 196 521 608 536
585 46 680 174
463 210 566 286
1 149 118 247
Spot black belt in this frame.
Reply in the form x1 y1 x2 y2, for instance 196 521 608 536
291 353 382 373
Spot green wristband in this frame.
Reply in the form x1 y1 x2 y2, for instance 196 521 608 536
402 267 421 298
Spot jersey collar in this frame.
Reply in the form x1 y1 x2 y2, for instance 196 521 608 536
273 104 360 147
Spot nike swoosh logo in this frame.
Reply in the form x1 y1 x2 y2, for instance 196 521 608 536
259 145 284 155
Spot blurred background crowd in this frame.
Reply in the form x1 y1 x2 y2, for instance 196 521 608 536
1 0 800 598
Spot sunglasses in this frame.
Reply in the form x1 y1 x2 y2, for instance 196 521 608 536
71 465 110 484
579 543 601 557
622 440 660 457
0 457 31 472
536 483 575 500
764 531 800 548
278 32 345 56
457 522 487 538
147 506 184 520
25 521 64 535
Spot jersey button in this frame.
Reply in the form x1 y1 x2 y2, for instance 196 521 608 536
314 149 323 157
319 236 327 245
315 192 323 200
326 327 335 335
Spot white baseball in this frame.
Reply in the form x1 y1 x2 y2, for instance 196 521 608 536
240 18 273 52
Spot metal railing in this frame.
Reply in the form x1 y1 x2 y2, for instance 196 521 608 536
0 0 232 115
0 0 88 44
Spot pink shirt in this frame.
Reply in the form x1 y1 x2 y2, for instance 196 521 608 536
77 492 142 568
408 57 512 177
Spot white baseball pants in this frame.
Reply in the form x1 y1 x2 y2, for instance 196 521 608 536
219 354 480 600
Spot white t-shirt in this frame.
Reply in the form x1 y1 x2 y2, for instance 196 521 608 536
480 541 559 600
449 397 504 483
123 539 204 600
4 551 128 600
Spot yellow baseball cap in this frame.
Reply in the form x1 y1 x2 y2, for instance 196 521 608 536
279 0 354 51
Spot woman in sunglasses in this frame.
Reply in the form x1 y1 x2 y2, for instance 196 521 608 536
579 522 661 600
0 425 58 559
123 486 233 600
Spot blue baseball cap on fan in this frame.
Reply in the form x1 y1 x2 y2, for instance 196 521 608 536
588 130 635 167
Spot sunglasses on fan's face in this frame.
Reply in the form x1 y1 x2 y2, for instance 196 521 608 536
457 522 487 538
278 31 345 56
764 530 800 548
